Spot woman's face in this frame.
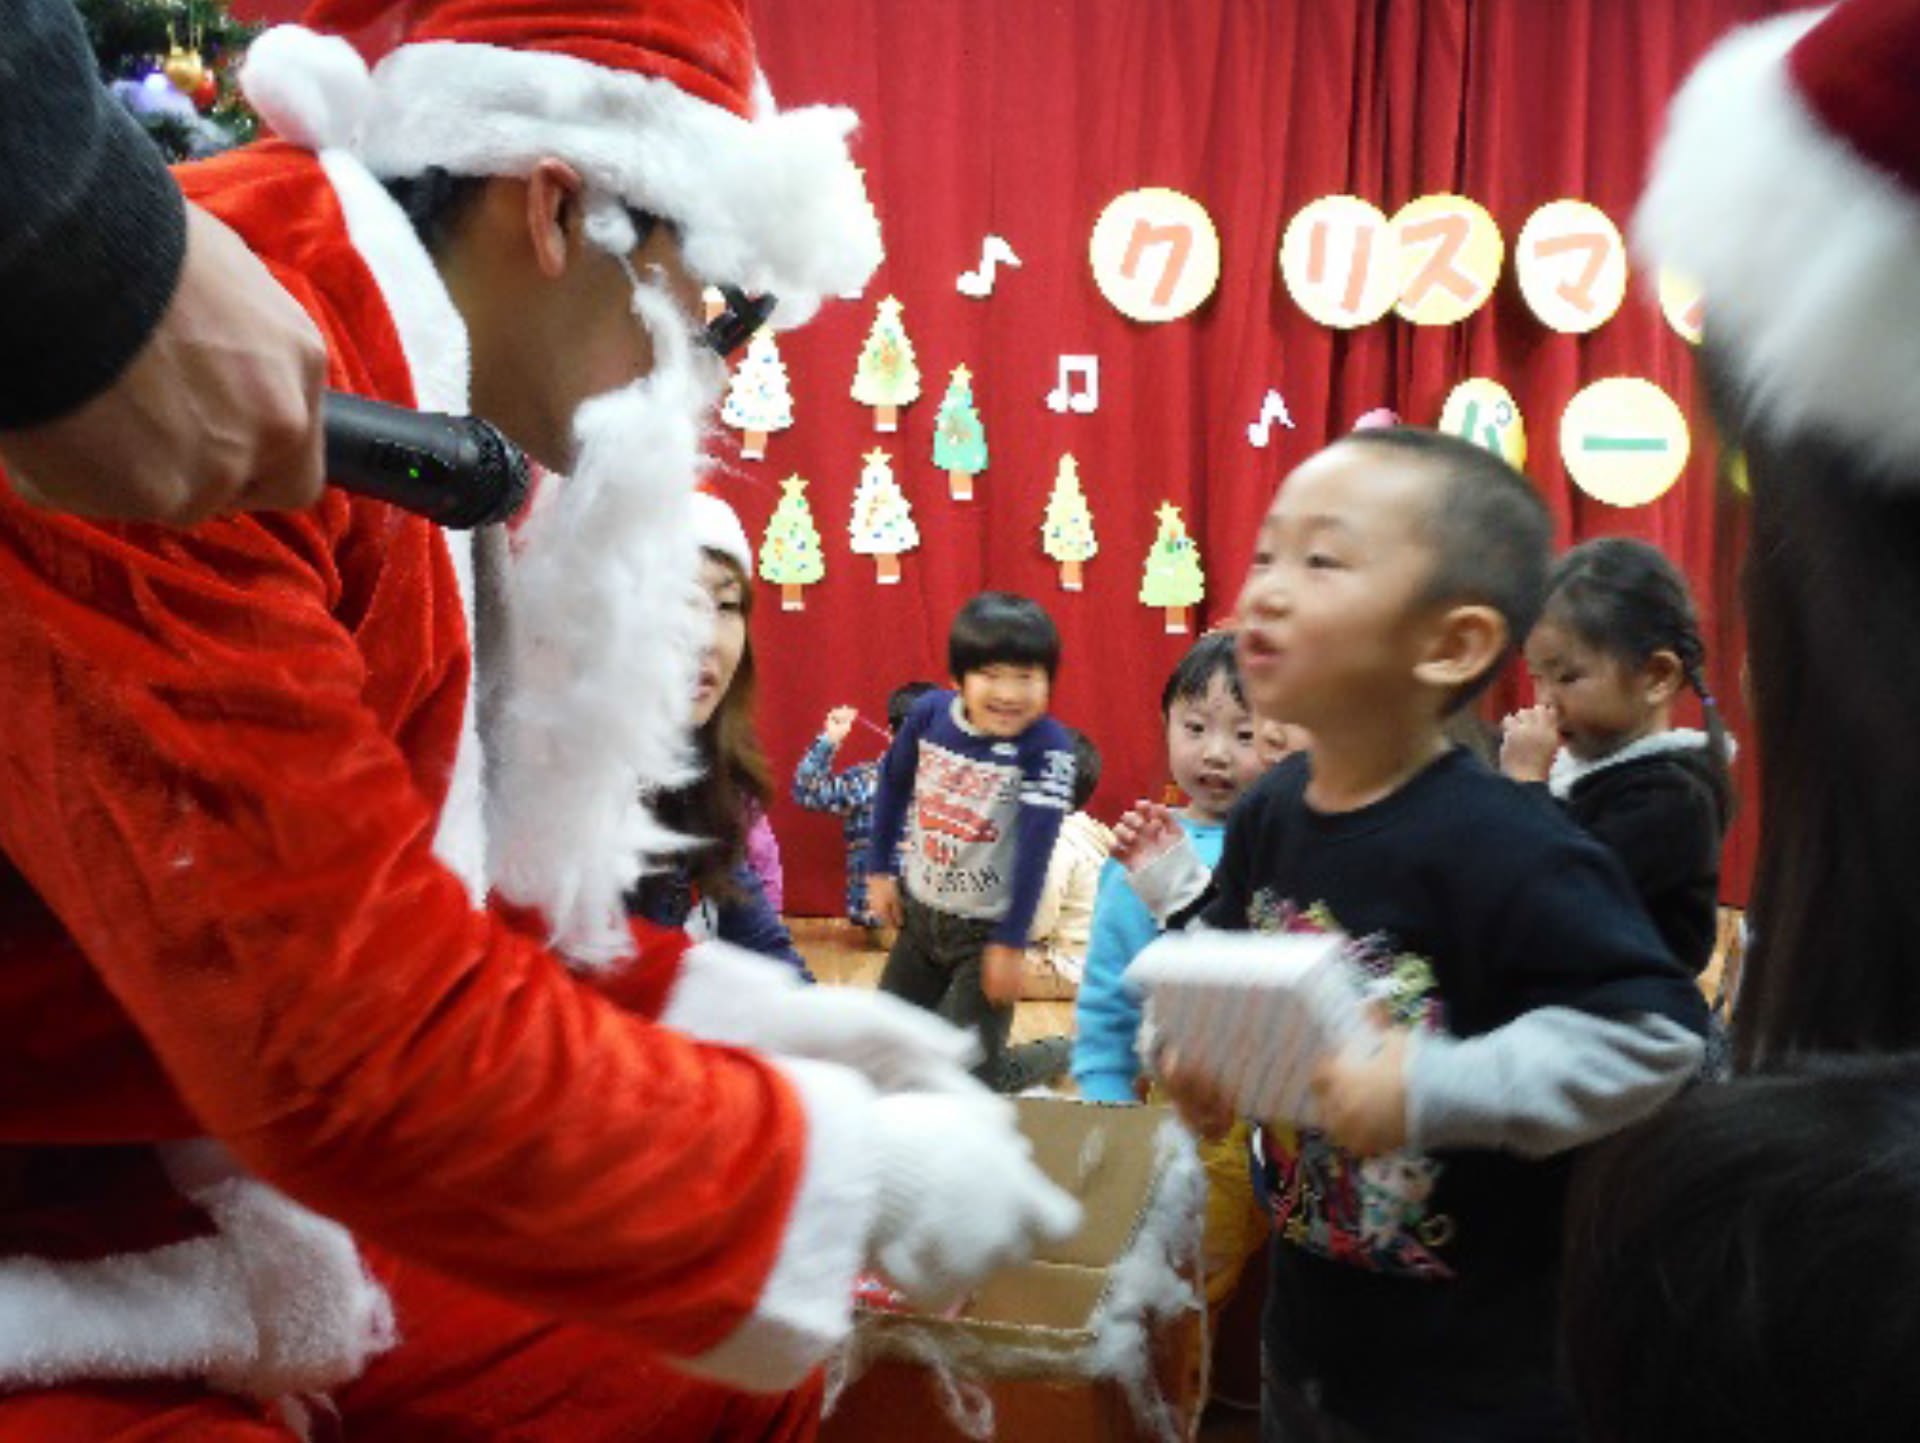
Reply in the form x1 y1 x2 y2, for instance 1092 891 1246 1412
691 553 748 727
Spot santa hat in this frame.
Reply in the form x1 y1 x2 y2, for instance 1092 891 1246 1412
240 0 882 325
690 487 752 574
1634 0 1920 476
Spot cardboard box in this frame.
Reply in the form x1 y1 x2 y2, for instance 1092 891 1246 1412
822 1098 1206 1443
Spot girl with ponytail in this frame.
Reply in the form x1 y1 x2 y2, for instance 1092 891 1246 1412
1499 537 1732 979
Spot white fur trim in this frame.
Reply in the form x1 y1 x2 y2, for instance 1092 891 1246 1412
350 40 882 322
316 149 488 904
1547 727 1735 798
318 151 471 416
660 937 804 1038
691 490 753 573
0 1146 393 1399
485 282 716 969
681 1056 879 1392
241 26 373 154
1634 9 1920 476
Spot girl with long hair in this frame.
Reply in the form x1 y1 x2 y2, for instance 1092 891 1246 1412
627 494 809 976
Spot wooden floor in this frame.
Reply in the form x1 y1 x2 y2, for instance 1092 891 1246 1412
790 918 1259 1442
793 917 1079 1054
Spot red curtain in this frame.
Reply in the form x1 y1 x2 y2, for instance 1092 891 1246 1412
744 0 1782 916
235 0 1784 917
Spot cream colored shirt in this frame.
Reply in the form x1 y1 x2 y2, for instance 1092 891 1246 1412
1026 810 1115 985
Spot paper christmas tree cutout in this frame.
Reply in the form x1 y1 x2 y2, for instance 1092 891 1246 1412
932 364 989 499
1041 454 1099 591
759 475 826 611
848 448 920 585
721 329 794 460
1139 502 1205 633
851 295 921 433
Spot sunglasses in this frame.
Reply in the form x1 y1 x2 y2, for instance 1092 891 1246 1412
705 285 779 359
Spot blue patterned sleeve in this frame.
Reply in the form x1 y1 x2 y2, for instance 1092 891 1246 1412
791 736 870 814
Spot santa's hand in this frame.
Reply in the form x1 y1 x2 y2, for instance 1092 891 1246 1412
867 1092 1082 1308
665 941 982 1093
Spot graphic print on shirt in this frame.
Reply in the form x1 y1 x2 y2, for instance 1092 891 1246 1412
1249 894 1456 1279
907 742 1022 901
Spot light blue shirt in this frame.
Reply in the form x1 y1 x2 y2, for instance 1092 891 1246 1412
1071 817 1226 1103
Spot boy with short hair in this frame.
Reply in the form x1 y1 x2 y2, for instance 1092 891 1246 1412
792 680 938 941
1136 429 1707 1439
867 593 1077 1092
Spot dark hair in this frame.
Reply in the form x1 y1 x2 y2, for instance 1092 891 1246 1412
1543 537 1734 822
948 592 1061 681
1704 351 1920 1066
1341 427 1553 710
383 167 663 258
1563 1052 1920 1443
1160 631 1245 718
382 168 490 257
636 551 771 905
1064 728 1102 811
886 681 939 734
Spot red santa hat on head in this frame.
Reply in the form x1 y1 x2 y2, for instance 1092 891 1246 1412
241 0 882 326
1634 0 1920 476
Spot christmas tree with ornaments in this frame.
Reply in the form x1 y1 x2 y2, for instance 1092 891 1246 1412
848 449 920 585
79 0 260 159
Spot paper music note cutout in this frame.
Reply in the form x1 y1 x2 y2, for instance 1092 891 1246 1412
1246 389 1295 447
957 235 1023 298
1045 355 1100 414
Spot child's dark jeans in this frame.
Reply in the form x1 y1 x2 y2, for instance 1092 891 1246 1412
878 889 1070 1093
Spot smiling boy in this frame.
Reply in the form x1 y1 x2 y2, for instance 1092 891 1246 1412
867 593 1077 1092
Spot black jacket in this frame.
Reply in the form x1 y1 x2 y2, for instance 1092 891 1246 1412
1543 740 1728 977
1 0 187 430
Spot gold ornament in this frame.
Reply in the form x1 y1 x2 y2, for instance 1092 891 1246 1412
163 46 207 95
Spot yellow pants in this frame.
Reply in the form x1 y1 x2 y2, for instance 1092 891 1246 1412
1197 1119 1270 1307
1147 1084 1270 1307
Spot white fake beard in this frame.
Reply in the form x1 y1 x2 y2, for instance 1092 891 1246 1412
485 278 726 971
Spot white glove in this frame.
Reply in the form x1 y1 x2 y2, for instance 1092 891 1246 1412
866 1092 1083 1309
663 940 984 1094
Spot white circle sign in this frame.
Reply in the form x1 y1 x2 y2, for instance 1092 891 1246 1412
1561 378 1692 508
1516 201 1628 334
1090 188 1221 324
1280 196 1399 329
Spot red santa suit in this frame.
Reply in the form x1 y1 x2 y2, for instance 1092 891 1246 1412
0 0 915 1435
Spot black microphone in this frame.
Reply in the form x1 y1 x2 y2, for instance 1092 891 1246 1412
322 391 531 529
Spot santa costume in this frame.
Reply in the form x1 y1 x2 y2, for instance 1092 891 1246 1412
0 0 1073 1437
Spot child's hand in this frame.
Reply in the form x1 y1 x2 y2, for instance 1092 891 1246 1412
867 875 904 929
981 944 1025 1005
1156 1047 1237 1141
1310 1021 1413 1156
1112 801 1184 872
823 706 858 744
1499 705 1560 783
